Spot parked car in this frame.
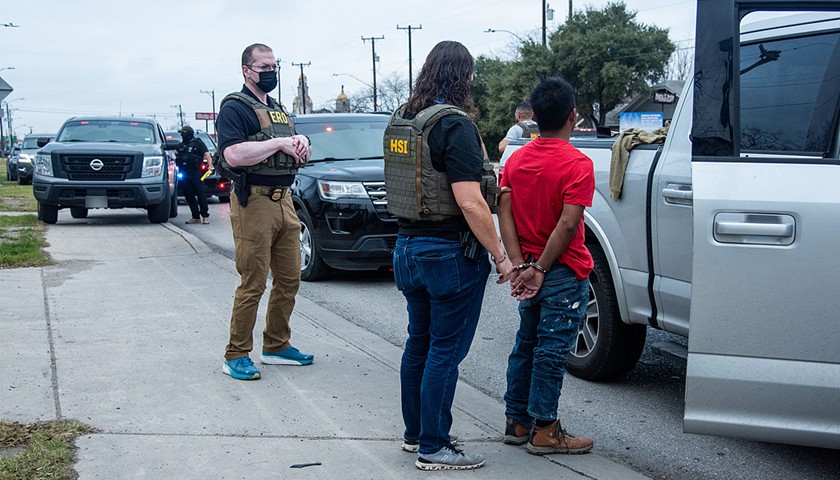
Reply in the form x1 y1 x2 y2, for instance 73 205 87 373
15 133 55 185
33 116 179 224
165 130 230 202
500 8 840 448
5 146 21 181
290 113 396 281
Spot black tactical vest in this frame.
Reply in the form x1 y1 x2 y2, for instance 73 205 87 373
217 92 298 176
384 103 500 222
517 120 540 139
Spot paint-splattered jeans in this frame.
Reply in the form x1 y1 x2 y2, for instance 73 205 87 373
504 265 590 423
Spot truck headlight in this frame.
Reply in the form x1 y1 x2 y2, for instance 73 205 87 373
17 154 33 164
142 155 164 178
317 180 369 200
35 153 53 177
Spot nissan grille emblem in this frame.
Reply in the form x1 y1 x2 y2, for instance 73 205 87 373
89 159 104 171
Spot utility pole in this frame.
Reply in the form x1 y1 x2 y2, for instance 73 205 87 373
292 62 311 114
397 25 421 95
170 104 185 127
0 106 5 156
200 89 216 135
543 0 547 47
362 35 385 112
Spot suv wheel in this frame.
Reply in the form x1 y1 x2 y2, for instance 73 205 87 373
38 202 59 224
297 208 331 281
566 242 647 380
169 189 178 218
147 187 171 224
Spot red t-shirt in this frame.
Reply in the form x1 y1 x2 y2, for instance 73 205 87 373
500 137 595 280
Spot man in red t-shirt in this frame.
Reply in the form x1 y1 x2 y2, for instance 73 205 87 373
498 77 595 456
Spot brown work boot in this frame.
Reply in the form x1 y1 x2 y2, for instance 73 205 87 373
503 418 531 445
526 420 593 455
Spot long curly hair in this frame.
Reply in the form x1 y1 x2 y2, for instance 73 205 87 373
405 41 475 115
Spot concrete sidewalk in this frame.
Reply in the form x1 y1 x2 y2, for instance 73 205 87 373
1 213 649 479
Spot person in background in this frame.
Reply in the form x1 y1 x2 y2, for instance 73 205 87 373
497 102 539 153
176 125 212 224
498 77 595 456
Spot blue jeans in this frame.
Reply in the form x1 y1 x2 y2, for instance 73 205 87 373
504 265 589 424
394 236 491 455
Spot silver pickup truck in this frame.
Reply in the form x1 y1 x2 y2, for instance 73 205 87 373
501 4 840 449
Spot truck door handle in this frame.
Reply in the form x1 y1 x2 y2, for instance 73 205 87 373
662 186 693 206
713 213 795 245
715 221 793 237
663 188 693 200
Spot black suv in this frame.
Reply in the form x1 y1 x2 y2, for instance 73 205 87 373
165 130 231 202
291 113 396 281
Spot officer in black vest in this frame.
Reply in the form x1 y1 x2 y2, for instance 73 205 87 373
216 43 314 381
176 125 212 224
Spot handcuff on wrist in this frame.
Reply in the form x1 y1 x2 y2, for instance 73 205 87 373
491 253 507 264
513 262 547 273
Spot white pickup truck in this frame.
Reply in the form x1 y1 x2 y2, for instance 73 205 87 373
501 2 840 448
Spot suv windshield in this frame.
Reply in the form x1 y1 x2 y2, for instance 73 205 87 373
57 120 156 144
165 131 217 155
294 119 387 161
22 137 49 149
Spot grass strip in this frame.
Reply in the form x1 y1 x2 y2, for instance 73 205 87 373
0 216 51 268
0 420 96 480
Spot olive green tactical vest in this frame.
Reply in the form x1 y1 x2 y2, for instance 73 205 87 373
384 103 500 222
217 92 298 176
517 120 540 139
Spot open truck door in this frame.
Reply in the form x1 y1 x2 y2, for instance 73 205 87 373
687 0 840 448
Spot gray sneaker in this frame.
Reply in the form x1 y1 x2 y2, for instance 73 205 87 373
415 445 485 471
402 434 459 453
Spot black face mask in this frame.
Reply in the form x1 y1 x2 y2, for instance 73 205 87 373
255 70 278 93
181 132 194 142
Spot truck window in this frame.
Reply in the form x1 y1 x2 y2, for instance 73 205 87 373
739 31 840 155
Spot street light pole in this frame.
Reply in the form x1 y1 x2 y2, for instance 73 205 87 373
362 35 385 112
397 25 421 95
332 73 372 88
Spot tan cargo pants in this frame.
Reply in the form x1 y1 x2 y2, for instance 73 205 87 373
225 191 301 361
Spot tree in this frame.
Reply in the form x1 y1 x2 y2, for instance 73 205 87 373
664 46 694 81
347 72 410 113
473 44 553 161
548 2 675 126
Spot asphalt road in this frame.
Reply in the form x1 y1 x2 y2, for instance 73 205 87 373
173 201 838 480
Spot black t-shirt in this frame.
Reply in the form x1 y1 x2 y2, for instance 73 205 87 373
216 86 294 187
397 113 485 238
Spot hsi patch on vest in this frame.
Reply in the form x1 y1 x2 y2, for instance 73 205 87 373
388 136 411 156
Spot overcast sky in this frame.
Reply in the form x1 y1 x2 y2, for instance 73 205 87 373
1 0 696 135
